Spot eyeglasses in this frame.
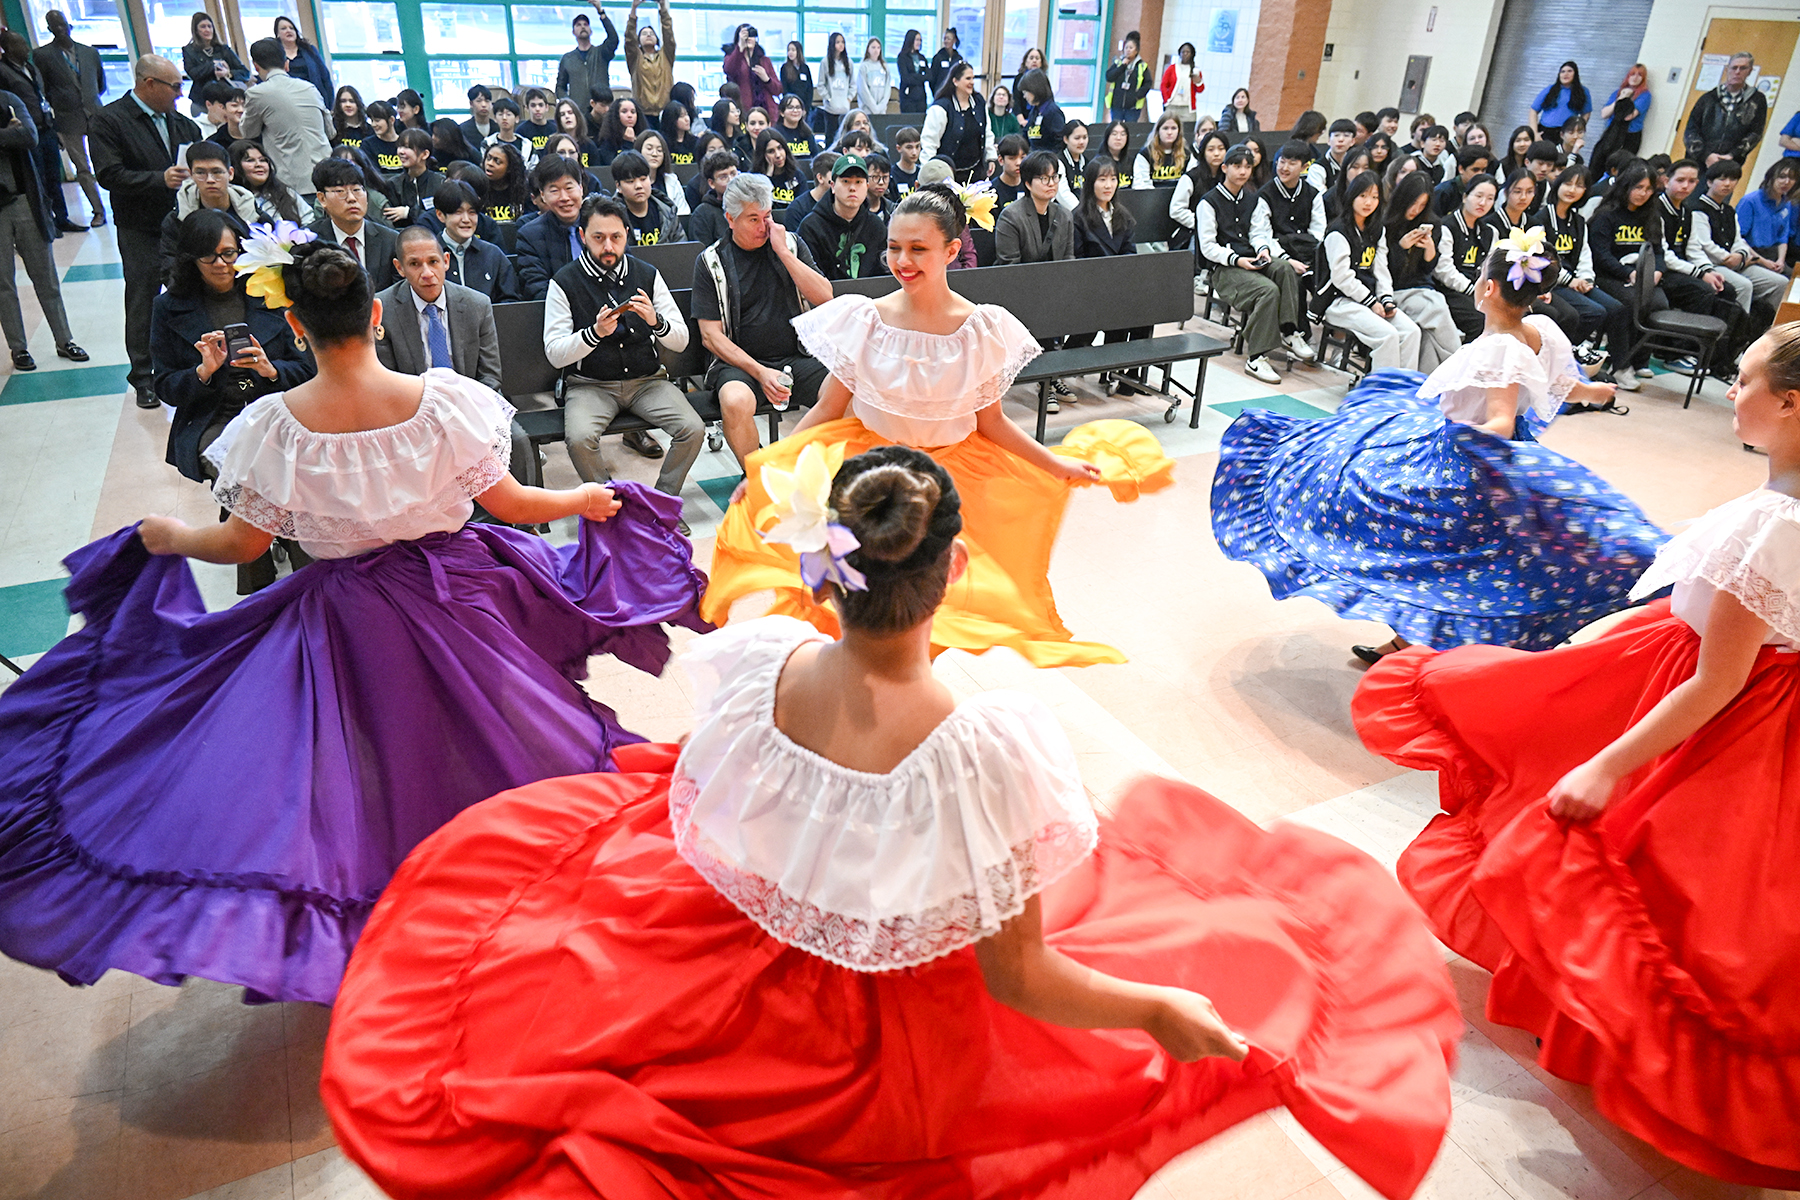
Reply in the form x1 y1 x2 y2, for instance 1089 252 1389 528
322 185 367 199
198 247 243 264
148 76 183 92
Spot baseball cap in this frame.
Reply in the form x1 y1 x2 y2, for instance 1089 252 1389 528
832 154 868 178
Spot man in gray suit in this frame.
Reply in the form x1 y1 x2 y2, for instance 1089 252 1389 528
376 225 534 487
33 10 106 225
241 37 328 202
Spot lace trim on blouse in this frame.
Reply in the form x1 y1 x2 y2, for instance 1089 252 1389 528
792 295 1041 421
670 772 1098 972
213 413 513 541
1631 489 1800 644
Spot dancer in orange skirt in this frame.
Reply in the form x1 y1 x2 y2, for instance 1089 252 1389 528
1355 325 1800 1186
322 447 1461 1200
700 181 1173 668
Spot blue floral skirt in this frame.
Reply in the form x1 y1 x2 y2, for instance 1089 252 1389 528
1209 370 1667 650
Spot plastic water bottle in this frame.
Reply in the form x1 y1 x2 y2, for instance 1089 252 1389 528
771 367 793 410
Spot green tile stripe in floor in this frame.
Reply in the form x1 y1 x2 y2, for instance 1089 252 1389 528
62 262 124 282
0 362 130 406
1212 394 1334 420
0 577 69 657
696 475 742 514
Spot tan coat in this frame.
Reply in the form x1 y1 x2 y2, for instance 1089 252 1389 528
623 0 677 113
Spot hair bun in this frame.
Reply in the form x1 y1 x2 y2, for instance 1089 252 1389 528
290 241 363 302
835 463 941 562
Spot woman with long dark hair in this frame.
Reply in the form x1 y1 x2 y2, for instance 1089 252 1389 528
1323 144 1372 221
1382 170 1461 370
1222 87 1258 133
1531 61 1591 144
816 31 854 141
182 11 247 114
430 117 476 167
1364 130 1397 176
752 128 804 206
1092 118 1135 188
658 100 698 163
329 86 370 147
1073 156 1152 392
775 93 823 161
1171 128 1230 249
723 23 781 119
780 40 814 110
273 14 330 106
1501 124 1535 175
1588 158 1668 391
594 96 642 164
1012 47 1046 114
919 61 991 183
1319 170 1420 369
479 141 530 223
897 29 928 113
230 139 305 224
0 228 705 1005
394 88 429 132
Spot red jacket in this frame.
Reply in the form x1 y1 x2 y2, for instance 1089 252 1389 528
723 48 781 117
1160 62 1204 109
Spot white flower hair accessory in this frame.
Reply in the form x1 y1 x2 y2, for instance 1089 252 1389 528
1501 225 1552 288
758 442 867 593
235 220 319 308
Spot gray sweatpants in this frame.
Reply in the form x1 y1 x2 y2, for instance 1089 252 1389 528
1322 297 1423 371
1210 261 1304 361
563 373 704 496
1711 263 1787 314
0 195 72 352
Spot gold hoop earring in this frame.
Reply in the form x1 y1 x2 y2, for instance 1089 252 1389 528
294 334 307 351
373 324 385 341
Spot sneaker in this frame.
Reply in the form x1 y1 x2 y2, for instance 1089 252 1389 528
1282 332 1316 362
1193 276 1209 296
1614 366 1641 392
676 517 691 537
1664 356 1698 373
1573 341 1606 366
1045 396 1060 414
1244 355 1280 384
1049 379 1071 397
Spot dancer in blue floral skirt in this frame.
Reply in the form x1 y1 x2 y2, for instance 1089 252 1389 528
1212 228 1667 663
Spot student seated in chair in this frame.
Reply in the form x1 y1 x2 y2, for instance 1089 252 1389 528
1198 144 1313 383
608 149 686 245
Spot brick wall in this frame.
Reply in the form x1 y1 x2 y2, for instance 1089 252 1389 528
1249 0 1333 129
1109 0 1166 101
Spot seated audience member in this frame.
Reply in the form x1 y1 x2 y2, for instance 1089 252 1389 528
1688 158 1787 337
1322 146 1374 223
1073 156 1152 395
798 153 888 278
1354 111 1379 141
609 150 686 244
159 142 255 284
153 210 312 591
1559 114 1588 165
1055 120 1090 208
1173 129 1231 242
478 142 532 224
774 94 822 162
332 144 393 214
329 85 372 149
588 85 614 134
460 85 495 155
1401 113 1433 154
1436 173 1499 341
380 129 443 227
1091 119 1135 188
1384 153 1425 196
541 133 606 194
482 98 538 169
1538 164 1626 367
432 118 477 168
992 133 1029 206
374 224 533 492
689 150 741 245
1658 156 1748 363
431 181 520 301
831 108 887 156
693 172 835 469
782 150 839 229
1375 108 1401 138
636 128 690 215
1306 119 1360 192
1364 131 1398 177
751 128 805 206
1738 159 1799 271
734 105 772 166
1490 168 1539 237
543 194 703 528
518 155 591 299
1383 171 1461 371
1290 110 1328 160
1589 159 1670 390
891 125 922 194
199 82 247 149
1319 169 1422 370
1433 144 1496 216
1257 141 1327 278
308 158 400 292
518 88 556 153
1646 153 1674 192
916 158 978 266
1452 112 1478 146
1582 149 1636 216
361 101 402 172
231 141 306 226
1198 144 1312 384
1016 68 1066 154
995 150 1075 402
660 100 700 164
1135 113 1189 190
1416 125 1454 184
865 153 896 220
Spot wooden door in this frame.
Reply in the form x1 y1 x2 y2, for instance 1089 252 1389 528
1670 18 1798 199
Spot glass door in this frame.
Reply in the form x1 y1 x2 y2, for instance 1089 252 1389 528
1048 0 1106 118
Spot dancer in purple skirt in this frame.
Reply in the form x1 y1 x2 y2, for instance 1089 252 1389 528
0 230 709 1004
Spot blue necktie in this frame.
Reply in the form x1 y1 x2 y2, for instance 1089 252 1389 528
424 303 453 370
567 224 581 262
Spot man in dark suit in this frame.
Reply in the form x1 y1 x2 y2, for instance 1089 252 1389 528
91 54 200 408
307 157 400 293
376 225 533 487
32 10 106 226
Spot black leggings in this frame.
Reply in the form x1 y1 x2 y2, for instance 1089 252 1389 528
1596 275 1667 369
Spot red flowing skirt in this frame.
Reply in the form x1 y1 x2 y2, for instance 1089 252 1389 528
321 746 1460 1200
1354 601 1800 1187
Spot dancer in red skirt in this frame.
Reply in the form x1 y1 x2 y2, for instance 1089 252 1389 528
322 446 1461 1200
1356 325 1800 1186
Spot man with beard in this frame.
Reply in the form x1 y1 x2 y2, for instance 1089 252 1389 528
543 194 703 533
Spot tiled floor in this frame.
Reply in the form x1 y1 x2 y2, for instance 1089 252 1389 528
1 209 1794 1200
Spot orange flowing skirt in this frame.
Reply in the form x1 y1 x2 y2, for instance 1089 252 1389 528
1354 601 1800 1187
321 745 1460 1200
700 418 1174 668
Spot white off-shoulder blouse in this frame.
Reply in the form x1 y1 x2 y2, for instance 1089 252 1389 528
670 616 1099 972
203 369 515 559
792 294 1040 448
1418 315 1583 428
1632 488 1800 649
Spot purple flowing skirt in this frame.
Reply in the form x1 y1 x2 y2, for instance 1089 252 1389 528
0 483 710 1004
